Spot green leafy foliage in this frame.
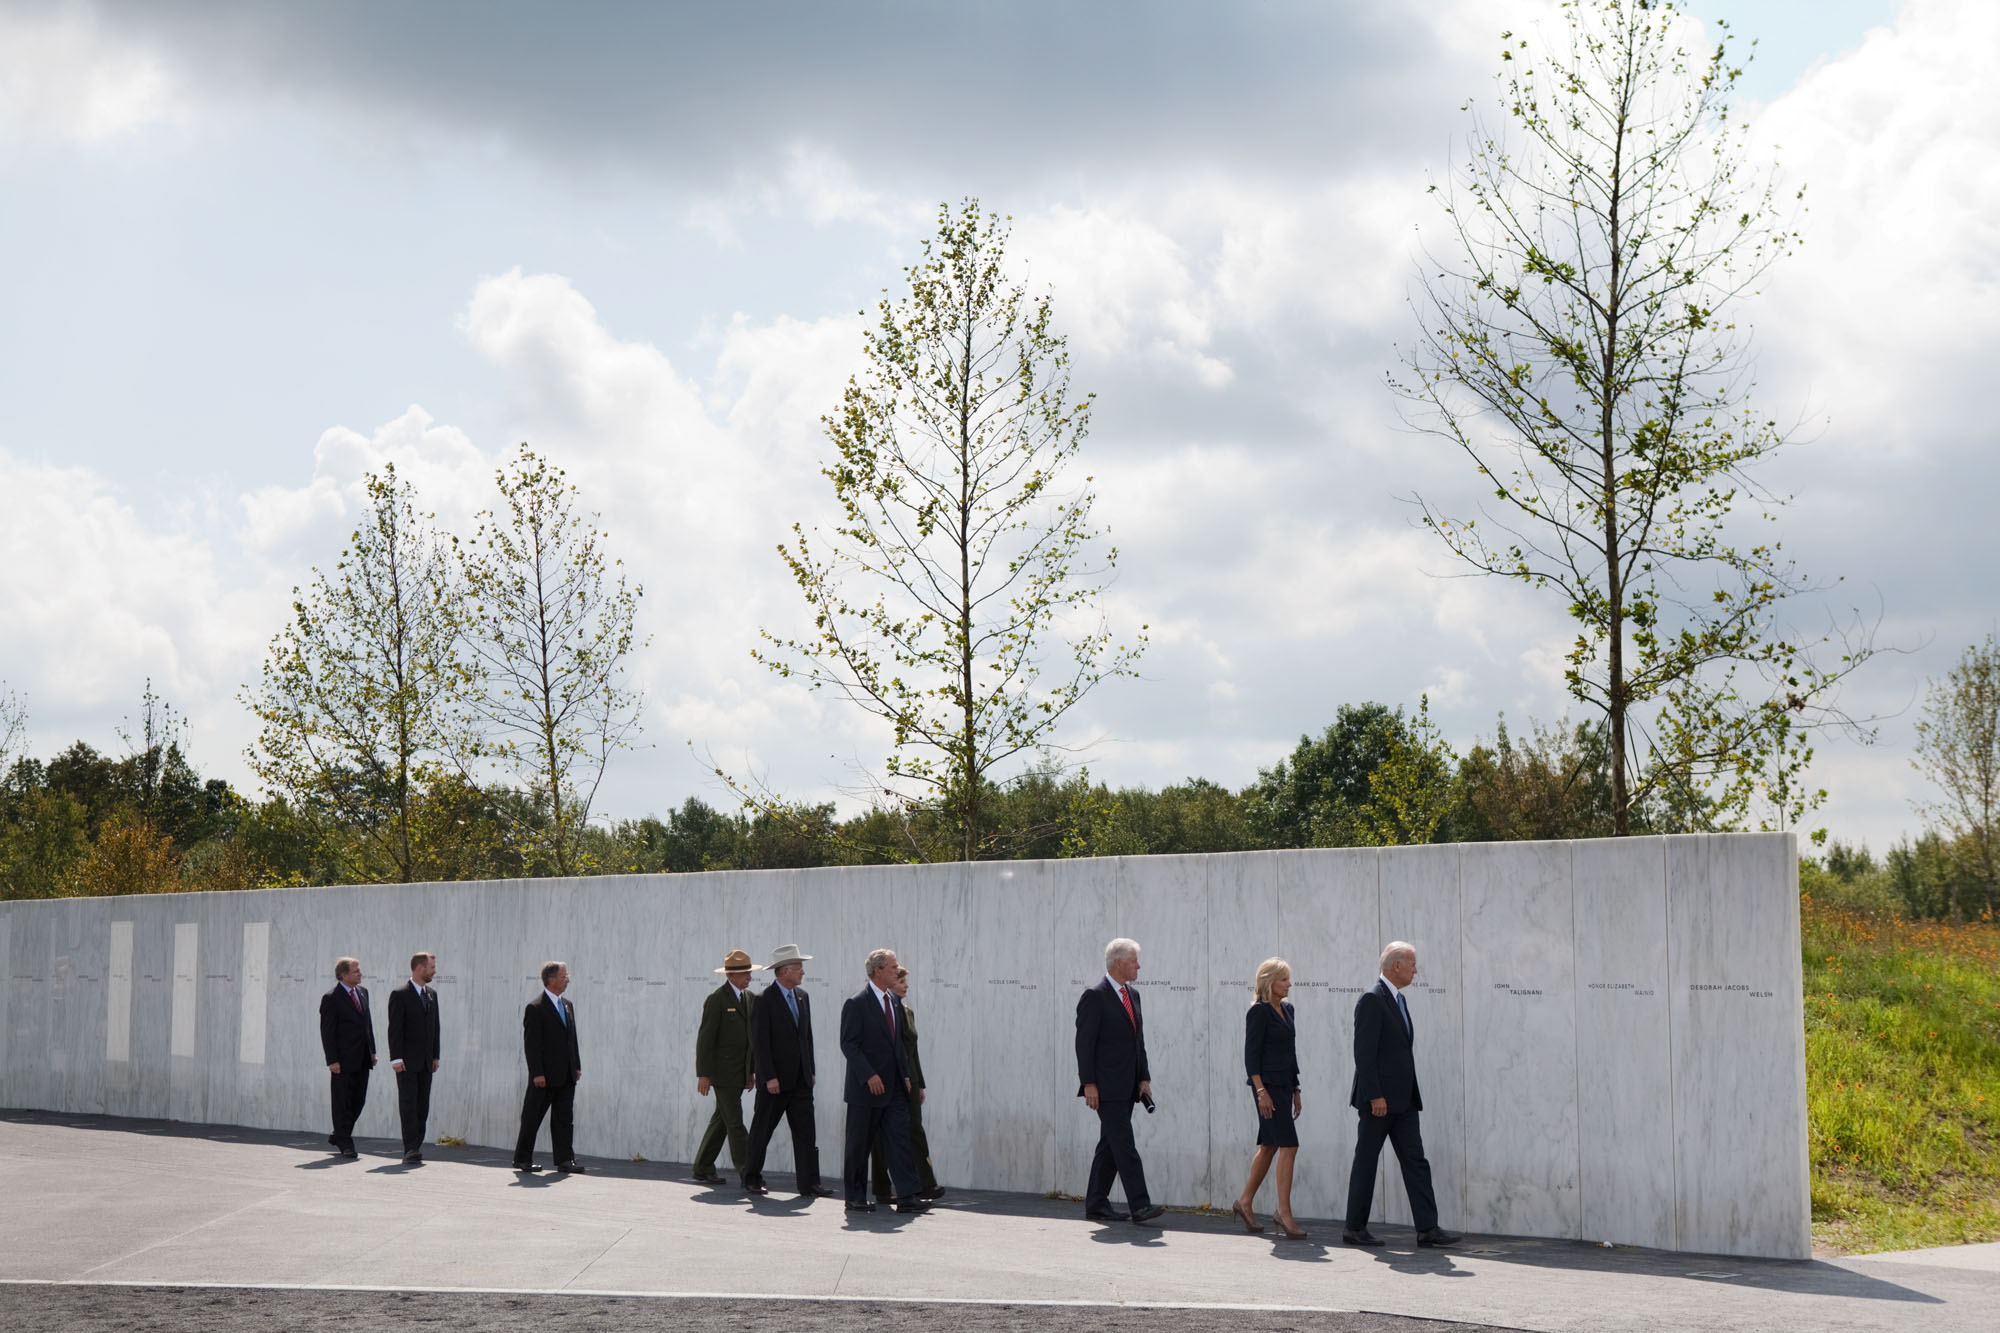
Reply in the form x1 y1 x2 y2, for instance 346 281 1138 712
1393 0 1873 833
751 199 1144 862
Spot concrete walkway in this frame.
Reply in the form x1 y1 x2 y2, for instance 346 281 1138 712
3 1111 1994 1331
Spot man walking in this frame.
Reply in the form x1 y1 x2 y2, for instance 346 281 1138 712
318 956 375 1159
513 961 584 1175
1343 941 1462 1248
386 950 442 1164
692 948 761 1186
1076 937 1163 1223
839 948 926 1214
742 943 832 1198
870 964 943 1203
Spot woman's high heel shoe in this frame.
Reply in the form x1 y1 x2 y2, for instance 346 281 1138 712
1232 1199 1264 1233
1275 1215 1308 1239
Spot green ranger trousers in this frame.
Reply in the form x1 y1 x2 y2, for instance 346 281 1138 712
695 1084 751 1174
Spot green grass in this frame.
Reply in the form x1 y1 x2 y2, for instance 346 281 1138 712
1803 895 2000 1253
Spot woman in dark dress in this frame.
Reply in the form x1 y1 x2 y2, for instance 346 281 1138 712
1233 956 1305 1238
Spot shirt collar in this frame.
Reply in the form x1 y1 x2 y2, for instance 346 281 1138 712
1105 972 1127 992
728 980 749 998
1379 973 1406 997
777 980 798 999
543 988 564 1009
869 980 894 1005
410 978 424 994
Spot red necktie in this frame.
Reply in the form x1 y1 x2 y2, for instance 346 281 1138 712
1119 985 1135 1028
882 993 895 1034
349 987 361 1012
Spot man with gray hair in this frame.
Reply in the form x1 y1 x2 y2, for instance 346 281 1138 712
839 947 927 1213
1343 941 1460 1247
1075 937 1163 1223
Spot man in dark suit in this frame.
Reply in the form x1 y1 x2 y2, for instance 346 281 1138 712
691 948 761 1186
1343 941 1461 1248
1076 937 1164 1223
839 948 927 1214
387 950 442 1165
513 960 584 1174
742 943 832 1198
319 956 376 1159
870 964 942 1203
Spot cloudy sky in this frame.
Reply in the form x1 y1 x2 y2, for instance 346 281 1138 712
0 0 1990 851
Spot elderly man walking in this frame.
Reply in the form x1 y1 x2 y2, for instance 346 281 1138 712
1076 937 1164 1223
840 948 928 1214
1342 941 1461 1248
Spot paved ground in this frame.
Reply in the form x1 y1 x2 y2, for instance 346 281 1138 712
2 1111 1995 1331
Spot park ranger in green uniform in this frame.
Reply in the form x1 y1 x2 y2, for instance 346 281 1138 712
692 948 762 1186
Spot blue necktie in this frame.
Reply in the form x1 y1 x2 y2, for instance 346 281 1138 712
553 998 566 1026
784 987 800 1026
1396 991 1412 1037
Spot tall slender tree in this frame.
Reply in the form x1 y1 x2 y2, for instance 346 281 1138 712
1913 635 2000 922
754 200 1144 862
243 465 477 882
1392 0 1871 833
464 445 645 876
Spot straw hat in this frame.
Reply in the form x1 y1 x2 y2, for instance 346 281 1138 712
714 949 762 974
766 943 812 969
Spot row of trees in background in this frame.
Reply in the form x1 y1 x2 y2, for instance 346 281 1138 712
6 675 1992 923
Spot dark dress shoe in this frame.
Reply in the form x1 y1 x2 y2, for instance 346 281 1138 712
556 1161 585 1174
1130 1204 1166 1223
1085 1206 1130 1222
803 1184 837 1198
845 1201 877 1212
918 1186 948 1200
691 1169 726 1185
338 1149 360 1160
514 1162 543 1173
894 1199 932 1214
742 1180 769 1195
1417 1228 1463 1247
402 1152 423 1165
1343 1229 1385 1246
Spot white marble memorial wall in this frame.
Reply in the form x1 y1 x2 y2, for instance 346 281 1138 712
0 835 1810 1258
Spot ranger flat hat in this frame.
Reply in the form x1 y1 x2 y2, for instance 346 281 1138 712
715 949 762 974
766 942 812 969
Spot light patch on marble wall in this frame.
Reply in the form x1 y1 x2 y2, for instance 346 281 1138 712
106 919 133 1063
239 921 270 1066
170 922 197 1059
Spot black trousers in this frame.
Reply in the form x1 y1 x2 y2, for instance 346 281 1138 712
694 1081 751 1174
328 1065 369 1148
514 1080 576 1166
1344 1108 1439 1233
845 1091 918 1204
871 1094 937 1197
743 1083 821 1192
395 1067 433 1153
1085 1098 1151 1212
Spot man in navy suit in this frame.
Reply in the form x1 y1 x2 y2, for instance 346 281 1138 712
1343 941 1461 1248
387 950 442 1164
1075 937 1164 1223
839 948 928 1214
318 956 376 1159
742 943 833 1198
513 961 584 1174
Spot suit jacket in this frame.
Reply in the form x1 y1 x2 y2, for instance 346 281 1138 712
1075 976 1149 1100
387 980 441 1069
1349 980 1422 1113
750 981 815 1091
695 981 756 1084
1244 1000 1298 1089
523 992 582 1089
839 985 911 1105
901 1000 926 1091
319 982 375 1066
